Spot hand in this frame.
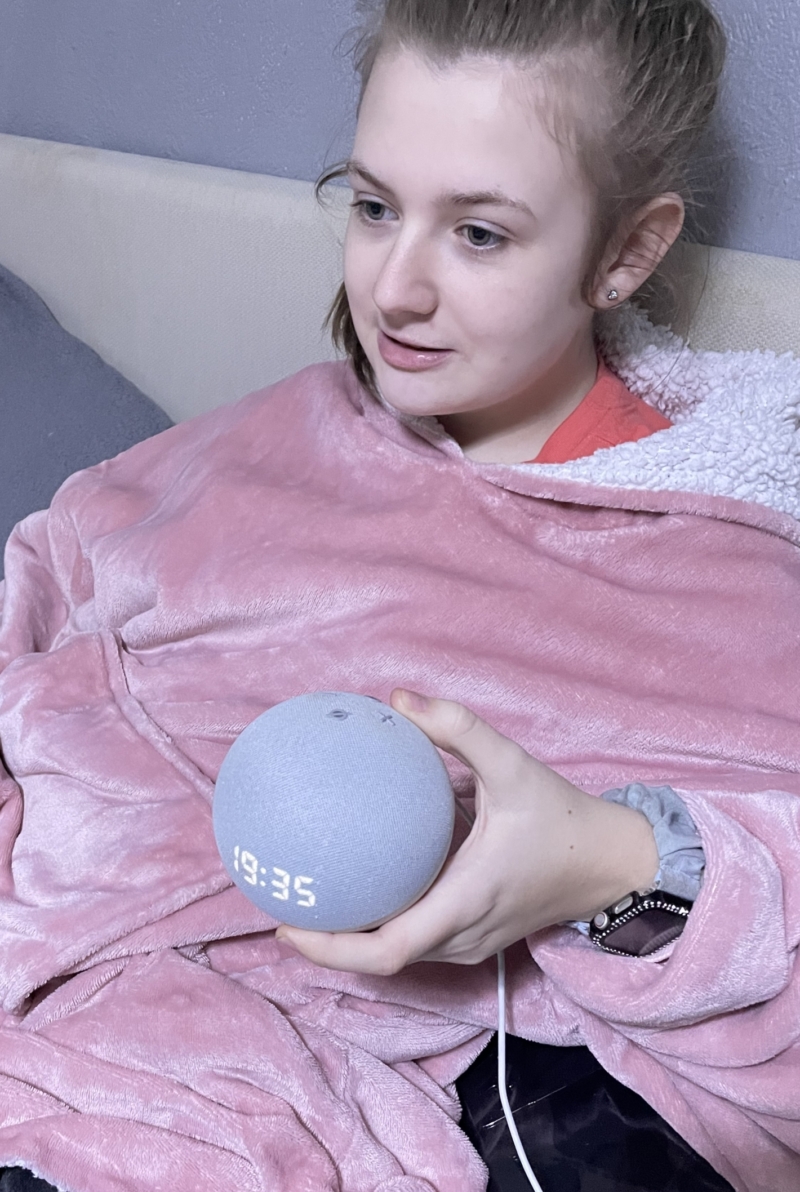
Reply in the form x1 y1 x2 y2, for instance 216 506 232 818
275 690 659 975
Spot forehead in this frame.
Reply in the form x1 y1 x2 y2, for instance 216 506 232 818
353 47 585 208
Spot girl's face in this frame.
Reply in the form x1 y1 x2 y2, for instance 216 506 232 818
344 47 599 423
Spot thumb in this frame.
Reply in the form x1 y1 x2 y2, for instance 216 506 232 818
389 688 526 788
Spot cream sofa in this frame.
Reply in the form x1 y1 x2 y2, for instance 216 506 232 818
0 132 797 425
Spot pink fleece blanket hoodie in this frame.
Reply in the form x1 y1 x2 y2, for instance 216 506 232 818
0 307 798 1192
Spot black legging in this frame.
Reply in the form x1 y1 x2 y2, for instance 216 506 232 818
456 1035 736 1192
0 1174 57 1192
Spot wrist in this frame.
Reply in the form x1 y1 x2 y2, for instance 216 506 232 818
562 793 659 924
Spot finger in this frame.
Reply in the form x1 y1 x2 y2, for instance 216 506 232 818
275 914 430 976
390 688 529 790
275 925 398 974
275 848 481 974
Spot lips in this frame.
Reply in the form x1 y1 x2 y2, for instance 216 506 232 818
386 333 443 351
377 329 453 372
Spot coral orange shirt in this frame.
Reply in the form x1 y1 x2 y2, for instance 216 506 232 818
530 358 671 464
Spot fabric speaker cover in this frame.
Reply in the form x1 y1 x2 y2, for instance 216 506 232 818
213 692 455 932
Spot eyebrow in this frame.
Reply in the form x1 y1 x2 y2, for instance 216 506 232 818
346 158 535 219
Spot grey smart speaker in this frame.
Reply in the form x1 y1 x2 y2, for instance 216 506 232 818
212 691 456 932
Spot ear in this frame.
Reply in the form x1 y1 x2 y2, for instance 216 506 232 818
590 193 685 310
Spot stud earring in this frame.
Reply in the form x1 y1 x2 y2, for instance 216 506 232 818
607 289 619 302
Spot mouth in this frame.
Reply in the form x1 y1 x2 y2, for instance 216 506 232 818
383 332 446 351
377 329 453 373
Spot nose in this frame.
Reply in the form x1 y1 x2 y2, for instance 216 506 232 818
372 227 438 326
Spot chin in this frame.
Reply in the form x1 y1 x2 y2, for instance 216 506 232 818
370 362 457 419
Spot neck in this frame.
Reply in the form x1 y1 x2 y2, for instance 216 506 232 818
438 328 598 464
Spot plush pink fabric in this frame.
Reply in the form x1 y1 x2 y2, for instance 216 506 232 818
0 361 799 1192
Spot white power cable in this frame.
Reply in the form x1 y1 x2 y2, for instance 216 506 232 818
454 797 545 1190
496 950 546 1192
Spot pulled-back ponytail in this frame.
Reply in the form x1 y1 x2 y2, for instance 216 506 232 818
319 0 726 394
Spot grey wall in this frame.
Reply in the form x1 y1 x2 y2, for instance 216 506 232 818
708 0 800 260
0 0 797 260
0 0 360 183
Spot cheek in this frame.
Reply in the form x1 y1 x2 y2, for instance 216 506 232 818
343 225 378 329
458 252 586 357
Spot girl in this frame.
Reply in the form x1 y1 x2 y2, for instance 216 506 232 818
275 0 710 973
0 2 798 1191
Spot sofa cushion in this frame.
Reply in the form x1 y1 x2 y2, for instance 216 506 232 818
0 263 172 577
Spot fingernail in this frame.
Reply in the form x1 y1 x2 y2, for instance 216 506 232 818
398 689 429 712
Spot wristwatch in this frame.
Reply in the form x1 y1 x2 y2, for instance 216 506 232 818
588 886 694 957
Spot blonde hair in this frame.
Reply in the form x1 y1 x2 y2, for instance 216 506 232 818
318 0 726 394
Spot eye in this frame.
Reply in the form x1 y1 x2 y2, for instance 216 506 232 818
462 224 505 250
352 199 394 223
